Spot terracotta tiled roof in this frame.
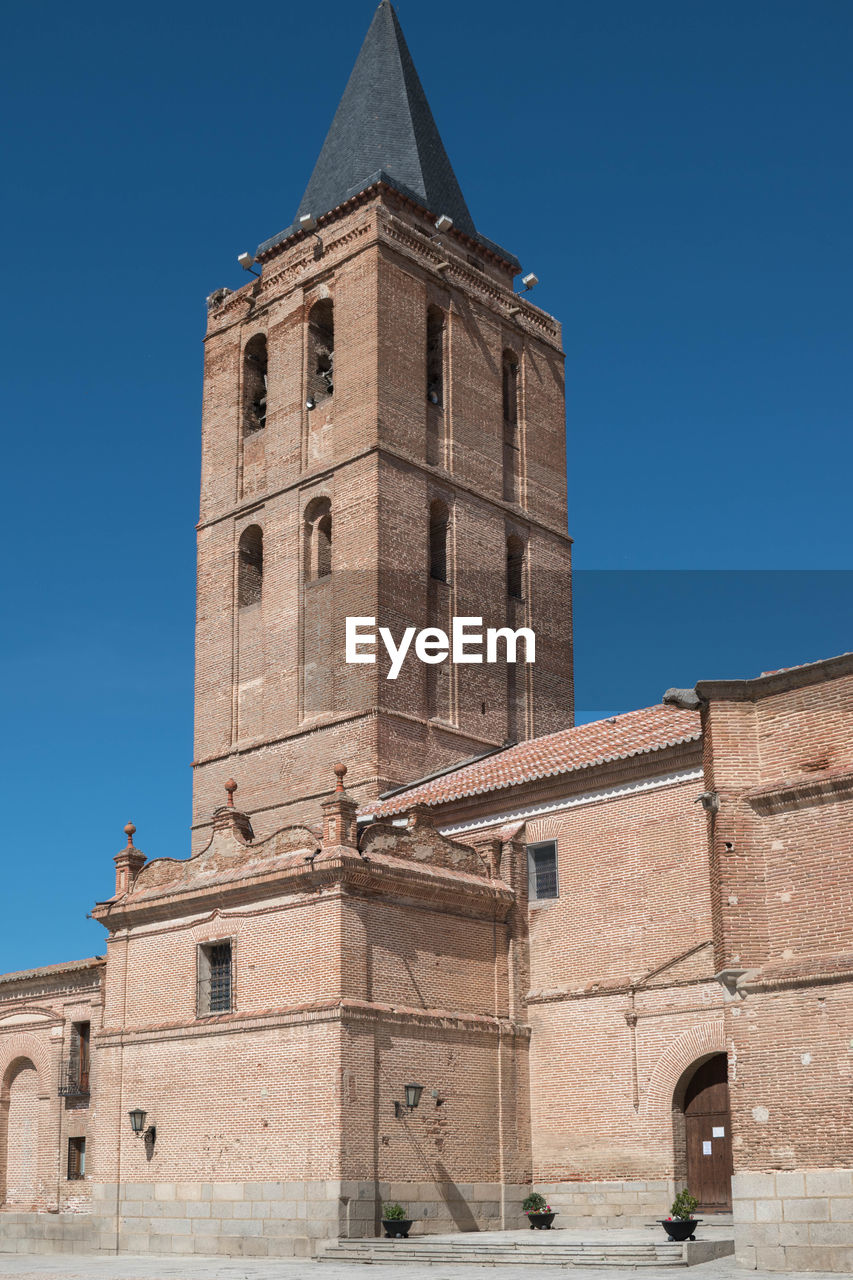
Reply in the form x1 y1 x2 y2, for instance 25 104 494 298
0 956 105 986
363 704 702 819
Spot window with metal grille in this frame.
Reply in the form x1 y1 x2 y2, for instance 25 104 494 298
67 1136 85 1181
527 841 558 901
197 940 233 1015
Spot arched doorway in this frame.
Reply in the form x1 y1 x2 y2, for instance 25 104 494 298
674 1054 733 1212
1 1058 41 1208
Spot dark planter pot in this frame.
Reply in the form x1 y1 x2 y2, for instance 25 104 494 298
659 1218 701 1242
527 1211 557 1229
382 1219 413 1239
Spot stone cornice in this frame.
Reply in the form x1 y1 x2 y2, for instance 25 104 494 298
95 997 529 1049
744 767 853 815
93 846 513 931
697 651 853 703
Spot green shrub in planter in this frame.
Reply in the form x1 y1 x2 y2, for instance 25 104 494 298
522 1192 548 1214
670 1189 699 1220
382 1202 407 1221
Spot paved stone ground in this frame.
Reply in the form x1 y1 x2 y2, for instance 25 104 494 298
0 1256 846 1280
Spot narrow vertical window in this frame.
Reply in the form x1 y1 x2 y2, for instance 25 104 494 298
243 335 268 435
502 350 518 426
198 940 233 1015
307 299 334 408
426 306 445 407
502 350 521 502
506 536 525 600
304 497 333 581
238 525 263 607
67 1137 86 1181
527 841 558 901
429 500 449 583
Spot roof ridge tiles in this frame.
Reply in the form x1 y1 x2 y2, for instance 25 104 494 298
362 704 702 819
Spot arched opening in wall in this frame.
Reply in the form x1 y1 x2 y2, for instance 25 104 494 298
237 525 263 607
1 1058 40 1209
672 1054 733 1212
304 497 333 581
502 349 521 503
429 500 449 584
302 497 333 719
307 299 334 408
243 334 268 435
426 306 446 467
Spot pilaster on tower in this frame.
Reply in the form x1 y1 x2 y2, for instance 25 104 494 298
192 0 573 851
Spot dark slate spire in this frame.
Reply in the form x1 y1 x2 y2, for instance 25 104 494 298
299 1 475 233
257 1 518 267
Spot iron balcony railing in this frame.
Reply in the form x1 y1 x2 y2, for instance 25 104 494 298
58 1061 90 1097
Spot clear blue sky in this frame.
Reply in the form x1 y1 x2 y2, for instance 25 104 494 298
1 0 850 972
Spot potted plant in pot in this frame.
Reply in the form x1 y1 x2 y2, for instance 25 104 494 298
659 1189 701 1241
523 1191 557 1229
381 1202 414 1239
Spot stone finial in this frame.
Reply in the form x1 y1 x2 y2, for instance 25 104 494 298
114 823 146 897
321 762 358 849
213 779 254 842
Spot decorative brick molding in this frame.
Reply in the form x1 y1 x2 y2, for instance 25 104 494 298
641 1020 726 1119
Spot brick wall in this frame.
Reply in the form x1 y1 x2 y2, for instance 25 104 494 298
192 189 573 850
699 657 853 1271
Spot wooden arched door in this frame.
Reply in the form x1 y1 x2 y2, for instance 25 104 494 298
684 1055 733 1211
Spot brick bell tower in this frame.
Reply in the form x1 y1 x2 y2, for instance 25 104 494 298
192 0 573 849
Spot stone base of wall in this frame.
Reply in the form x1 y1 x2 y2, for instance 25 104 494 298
2 1180 526 1258
535 1179 676 1229
345 1180 527 1238
0 1211 101 1255
733 1169 853 1273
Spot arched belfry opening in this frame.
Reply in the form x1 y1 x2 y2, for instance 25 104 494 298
243 334 268 435
307 299 334 409
672 1054 733 1211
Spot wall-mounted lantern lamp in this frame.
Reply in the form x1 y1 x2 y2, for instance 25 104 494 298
394 1083 424 1118
128 1107 156 1144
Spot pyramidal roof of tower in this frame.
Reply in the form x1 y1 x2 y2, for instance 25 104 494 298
256 1 519 269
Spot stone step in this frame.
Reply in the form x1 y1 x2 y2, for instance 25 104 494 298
319 1240 688 1267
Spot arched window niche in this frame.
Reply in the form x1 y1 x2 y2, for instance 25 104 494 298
306 300 334 411
237 525 263 607
304 497 333 581
243 335 268 436
426 306 445 408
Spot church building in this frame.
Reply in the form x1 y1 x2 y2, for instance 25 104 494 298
1 3 851 1272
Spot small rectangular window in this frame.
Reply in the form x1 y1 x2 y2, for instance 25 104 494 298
67 1137 86 1181
197 940 233 1015
528 841 558 901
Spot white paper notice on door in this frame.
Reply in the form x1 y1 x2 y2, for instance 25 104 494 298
702 1141 712 1155
712 1126 725 1138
